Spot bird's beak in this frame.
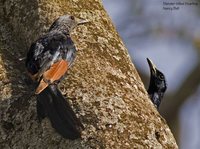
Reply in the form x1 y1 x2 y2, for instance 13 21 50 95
76 18 90 25
147 58 157 75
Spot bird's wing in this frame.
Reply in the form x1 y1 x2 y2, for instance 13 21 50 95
35 60 68 94
26 32 76 94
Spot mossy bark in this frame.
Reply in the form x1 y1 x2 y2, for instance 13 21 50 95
0 0 178 148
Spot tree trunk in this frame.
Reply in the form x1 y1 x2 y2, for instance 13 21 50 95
0 0 178 148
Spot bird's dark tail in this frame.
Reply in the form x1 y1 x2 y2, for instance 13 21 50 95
37 85 83 140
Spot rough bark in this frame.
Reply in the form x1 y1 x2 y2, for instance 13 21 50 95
0 0 178 148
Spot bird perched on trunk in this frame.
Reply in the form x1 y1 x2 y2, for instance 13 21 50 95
147 58 167 109
25 15 89 140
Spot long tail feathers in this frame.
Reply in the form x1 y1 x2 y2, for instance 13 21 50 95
37 85 83 140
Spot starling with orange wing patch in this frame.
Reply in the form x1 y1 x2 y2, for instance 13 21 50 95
26 15 89 139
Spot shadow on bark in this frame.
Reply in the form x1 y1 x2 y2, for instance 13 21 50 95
0 0 41 147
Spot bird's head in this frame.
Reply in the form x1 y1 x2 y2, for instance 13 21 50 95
49 15 89 33
147 58 167 93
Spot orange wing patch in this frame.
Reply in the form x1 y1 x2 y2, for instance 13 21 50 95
35 60 68 94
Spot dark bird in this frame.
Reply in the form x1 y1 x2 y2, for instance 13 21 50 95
25 15 89 139
147 58 167 109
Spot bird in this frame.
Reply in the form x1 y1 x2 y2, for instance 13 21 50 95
147 58 167 109
25 15 89 140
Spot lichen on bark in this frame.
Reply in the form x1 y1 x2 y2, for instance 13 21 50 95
0 0 178 148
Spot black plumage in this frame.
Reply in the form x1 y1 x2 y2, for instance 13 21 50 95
26 31 76 77
25 15 88 139
147 58 167 109
37 85 83 139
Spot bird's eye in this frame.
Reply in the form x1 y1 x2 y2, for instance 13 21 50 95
159 75 164 80
70 16 75 20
